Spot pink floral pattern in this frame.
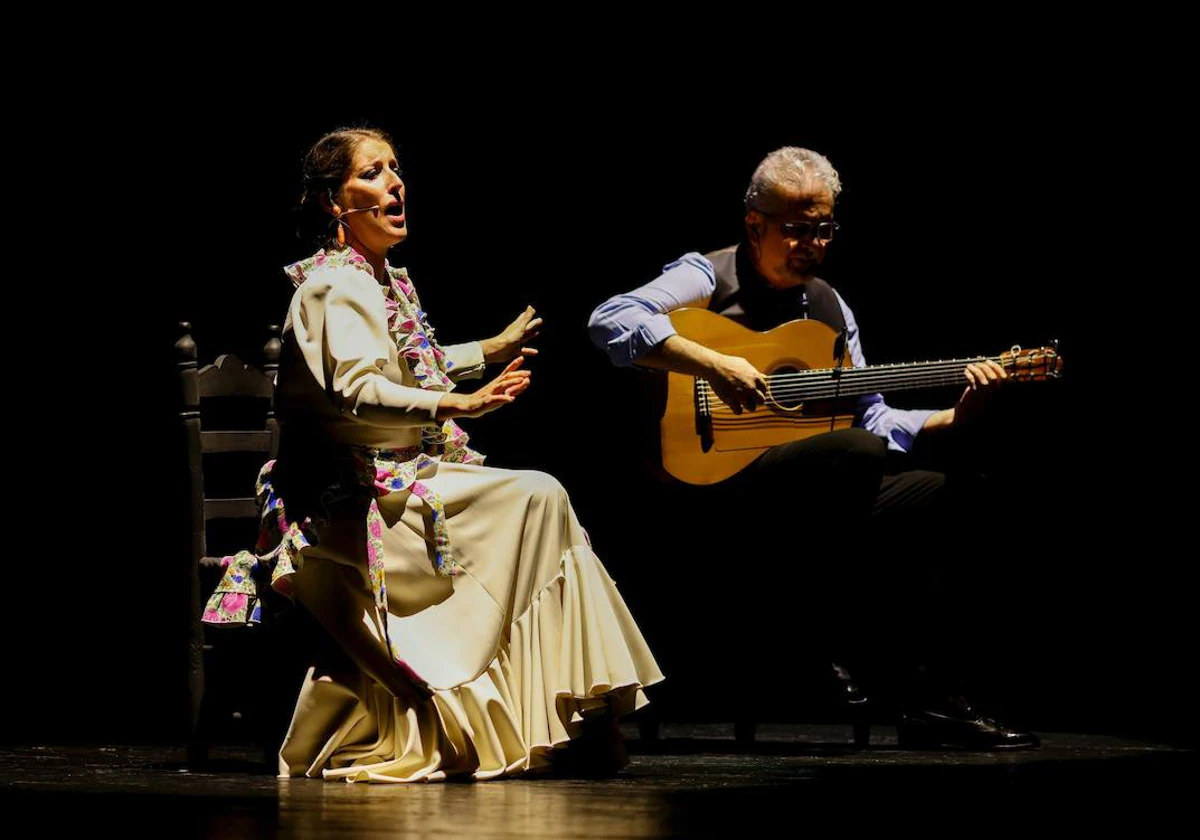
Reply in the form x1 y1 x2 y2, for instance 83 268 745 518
202 461 316 625
203 247 484 679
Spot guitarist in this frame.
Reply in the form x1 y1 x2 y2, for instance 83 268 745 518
587 147 1037 750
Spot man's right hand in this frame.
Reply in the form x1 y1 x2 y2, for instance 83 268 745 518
706 353 768 414
638 335 767 413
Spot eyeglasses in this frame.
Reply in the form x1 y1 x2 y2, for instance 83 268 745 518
767 216 840 243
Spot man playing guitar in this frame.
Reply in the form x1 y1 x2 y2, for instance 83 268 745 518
588 147 1054 750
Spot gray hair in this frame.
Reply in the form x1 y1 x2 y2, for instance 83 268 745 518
744 147 842 214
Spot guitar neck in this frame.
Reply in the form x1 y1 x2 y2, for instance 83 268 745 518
757 356 1001 401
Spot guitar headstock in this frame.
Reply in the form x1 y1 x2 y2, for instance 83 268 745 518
1000 343 1064 381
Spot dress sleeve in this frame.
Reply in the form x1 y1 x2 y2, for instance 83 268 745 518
440 341 487 381
289 265 446 427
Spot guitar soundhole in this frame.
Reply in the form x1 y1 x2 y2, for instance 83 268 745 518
768 365 806 410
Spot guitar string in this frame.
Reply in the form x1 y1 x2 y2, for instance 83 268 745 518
694 360 1058 403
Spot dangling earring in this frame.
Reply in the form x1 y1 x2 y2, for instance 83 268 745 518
331 203 346 248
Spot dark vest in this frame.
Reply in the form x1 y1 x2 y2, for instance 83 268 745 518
704 242 846 335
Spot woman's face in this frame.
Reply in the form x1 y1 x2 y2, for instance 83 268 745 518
335 137 407 255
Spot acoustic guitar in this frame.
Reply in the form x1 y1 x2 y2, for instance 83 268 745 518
659 308 1062 485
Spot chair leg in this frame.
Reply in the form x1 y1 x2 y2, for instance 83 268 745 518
734 690 757 743
256 628 303 775
853 718 871 748
187 621 208 767
637 707 661 742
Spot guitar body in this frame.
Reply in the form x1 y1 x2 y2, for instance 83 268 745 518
662 308 856 485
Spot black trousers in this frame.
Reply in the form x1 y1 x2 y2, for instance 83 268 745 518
722 427 981 706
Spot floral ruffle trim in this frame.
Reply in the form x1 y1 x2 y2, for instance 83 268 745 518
202 460 313 626
201 433 483 629
283 246 373 288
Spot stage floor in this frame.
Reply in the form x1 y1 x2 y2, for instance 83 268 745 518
3 724 1193 836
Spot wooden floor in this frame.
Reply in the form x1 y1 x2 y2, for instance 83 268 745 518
2 724 1193 837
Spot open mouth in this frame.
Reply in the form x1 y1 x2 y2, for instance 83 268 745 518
385 202 405 221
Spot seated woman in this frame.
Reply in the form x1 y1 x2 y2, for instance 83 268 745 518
204 126 662 783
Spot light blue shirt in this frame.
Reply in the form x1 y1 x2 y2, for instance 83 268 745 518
588 252 936 453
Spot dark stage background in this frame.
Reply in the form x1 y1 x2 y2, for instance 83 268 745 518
8 77 1189 748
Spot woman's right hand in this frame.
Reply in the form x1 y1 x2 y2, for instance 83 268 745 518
435 357 531 419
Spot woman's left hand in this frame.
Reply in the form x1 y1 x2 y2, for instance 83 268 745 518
482 305 543 363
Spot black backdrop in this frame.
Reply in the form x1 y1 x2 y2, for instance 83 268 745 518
7 69 1189 747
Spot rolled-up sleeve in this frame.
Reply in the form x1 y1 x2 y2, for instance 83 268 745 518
587 253 717 366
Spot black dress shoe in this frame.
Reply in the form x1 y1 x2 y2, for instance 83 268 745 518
897 696 1040 750
831 662 871 747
